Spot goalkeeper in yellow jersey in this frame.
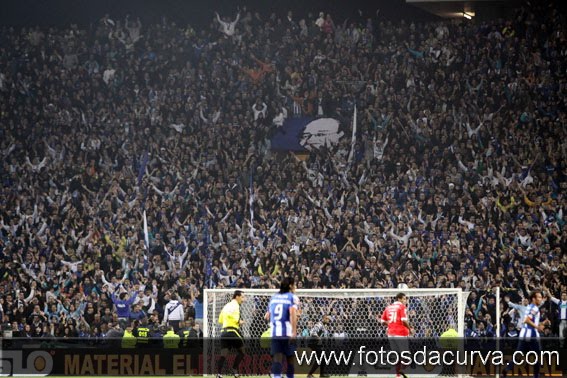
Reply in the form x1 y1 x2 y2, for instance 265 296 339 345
217 290 246 378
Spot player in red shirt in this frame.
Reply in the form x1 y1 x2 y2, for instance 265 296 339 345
381 292 411 336
379 293 413 378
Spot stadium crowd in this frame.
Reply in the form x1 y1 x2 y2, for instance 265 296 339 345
0 0 565 341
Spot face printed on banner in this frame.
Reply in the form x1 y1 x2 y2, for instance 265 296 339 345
300 118 344 150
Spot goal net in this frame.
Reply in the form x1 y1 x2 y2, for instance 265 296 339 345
204 288 470 376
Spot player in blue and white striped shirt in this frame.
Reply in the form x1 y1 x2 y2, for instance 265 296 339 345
519 299 541 339
265 277 300 378
502 291 550 378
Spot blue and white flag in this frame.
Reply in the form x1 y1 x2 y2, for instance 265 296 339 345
137 150 149 185
143 210 149 250
249 173 254 223
347 105 357 166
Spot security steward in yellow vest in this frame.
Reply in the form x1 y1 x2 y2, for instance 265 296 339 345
163 325 181 348
217 290 246 377
133 320 151 347
439 328 459 375
121 325 137 348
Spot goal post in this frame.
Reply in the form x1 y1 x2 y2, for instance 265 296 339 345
204 288 470 338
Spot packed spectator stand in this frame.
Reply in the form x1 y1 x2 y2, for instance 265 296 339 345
0 0 565 341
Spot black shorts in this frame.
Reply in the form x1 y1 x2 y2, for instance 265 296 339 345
220 330 244 350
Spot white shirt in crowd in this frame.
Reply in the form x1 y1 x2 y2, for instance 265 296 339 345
163 299 184 323
273 107 288 127
252 102 267 121
216 12 240 37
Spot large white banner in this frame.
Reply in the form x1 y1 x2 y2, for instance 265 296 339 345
299 118 344 150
